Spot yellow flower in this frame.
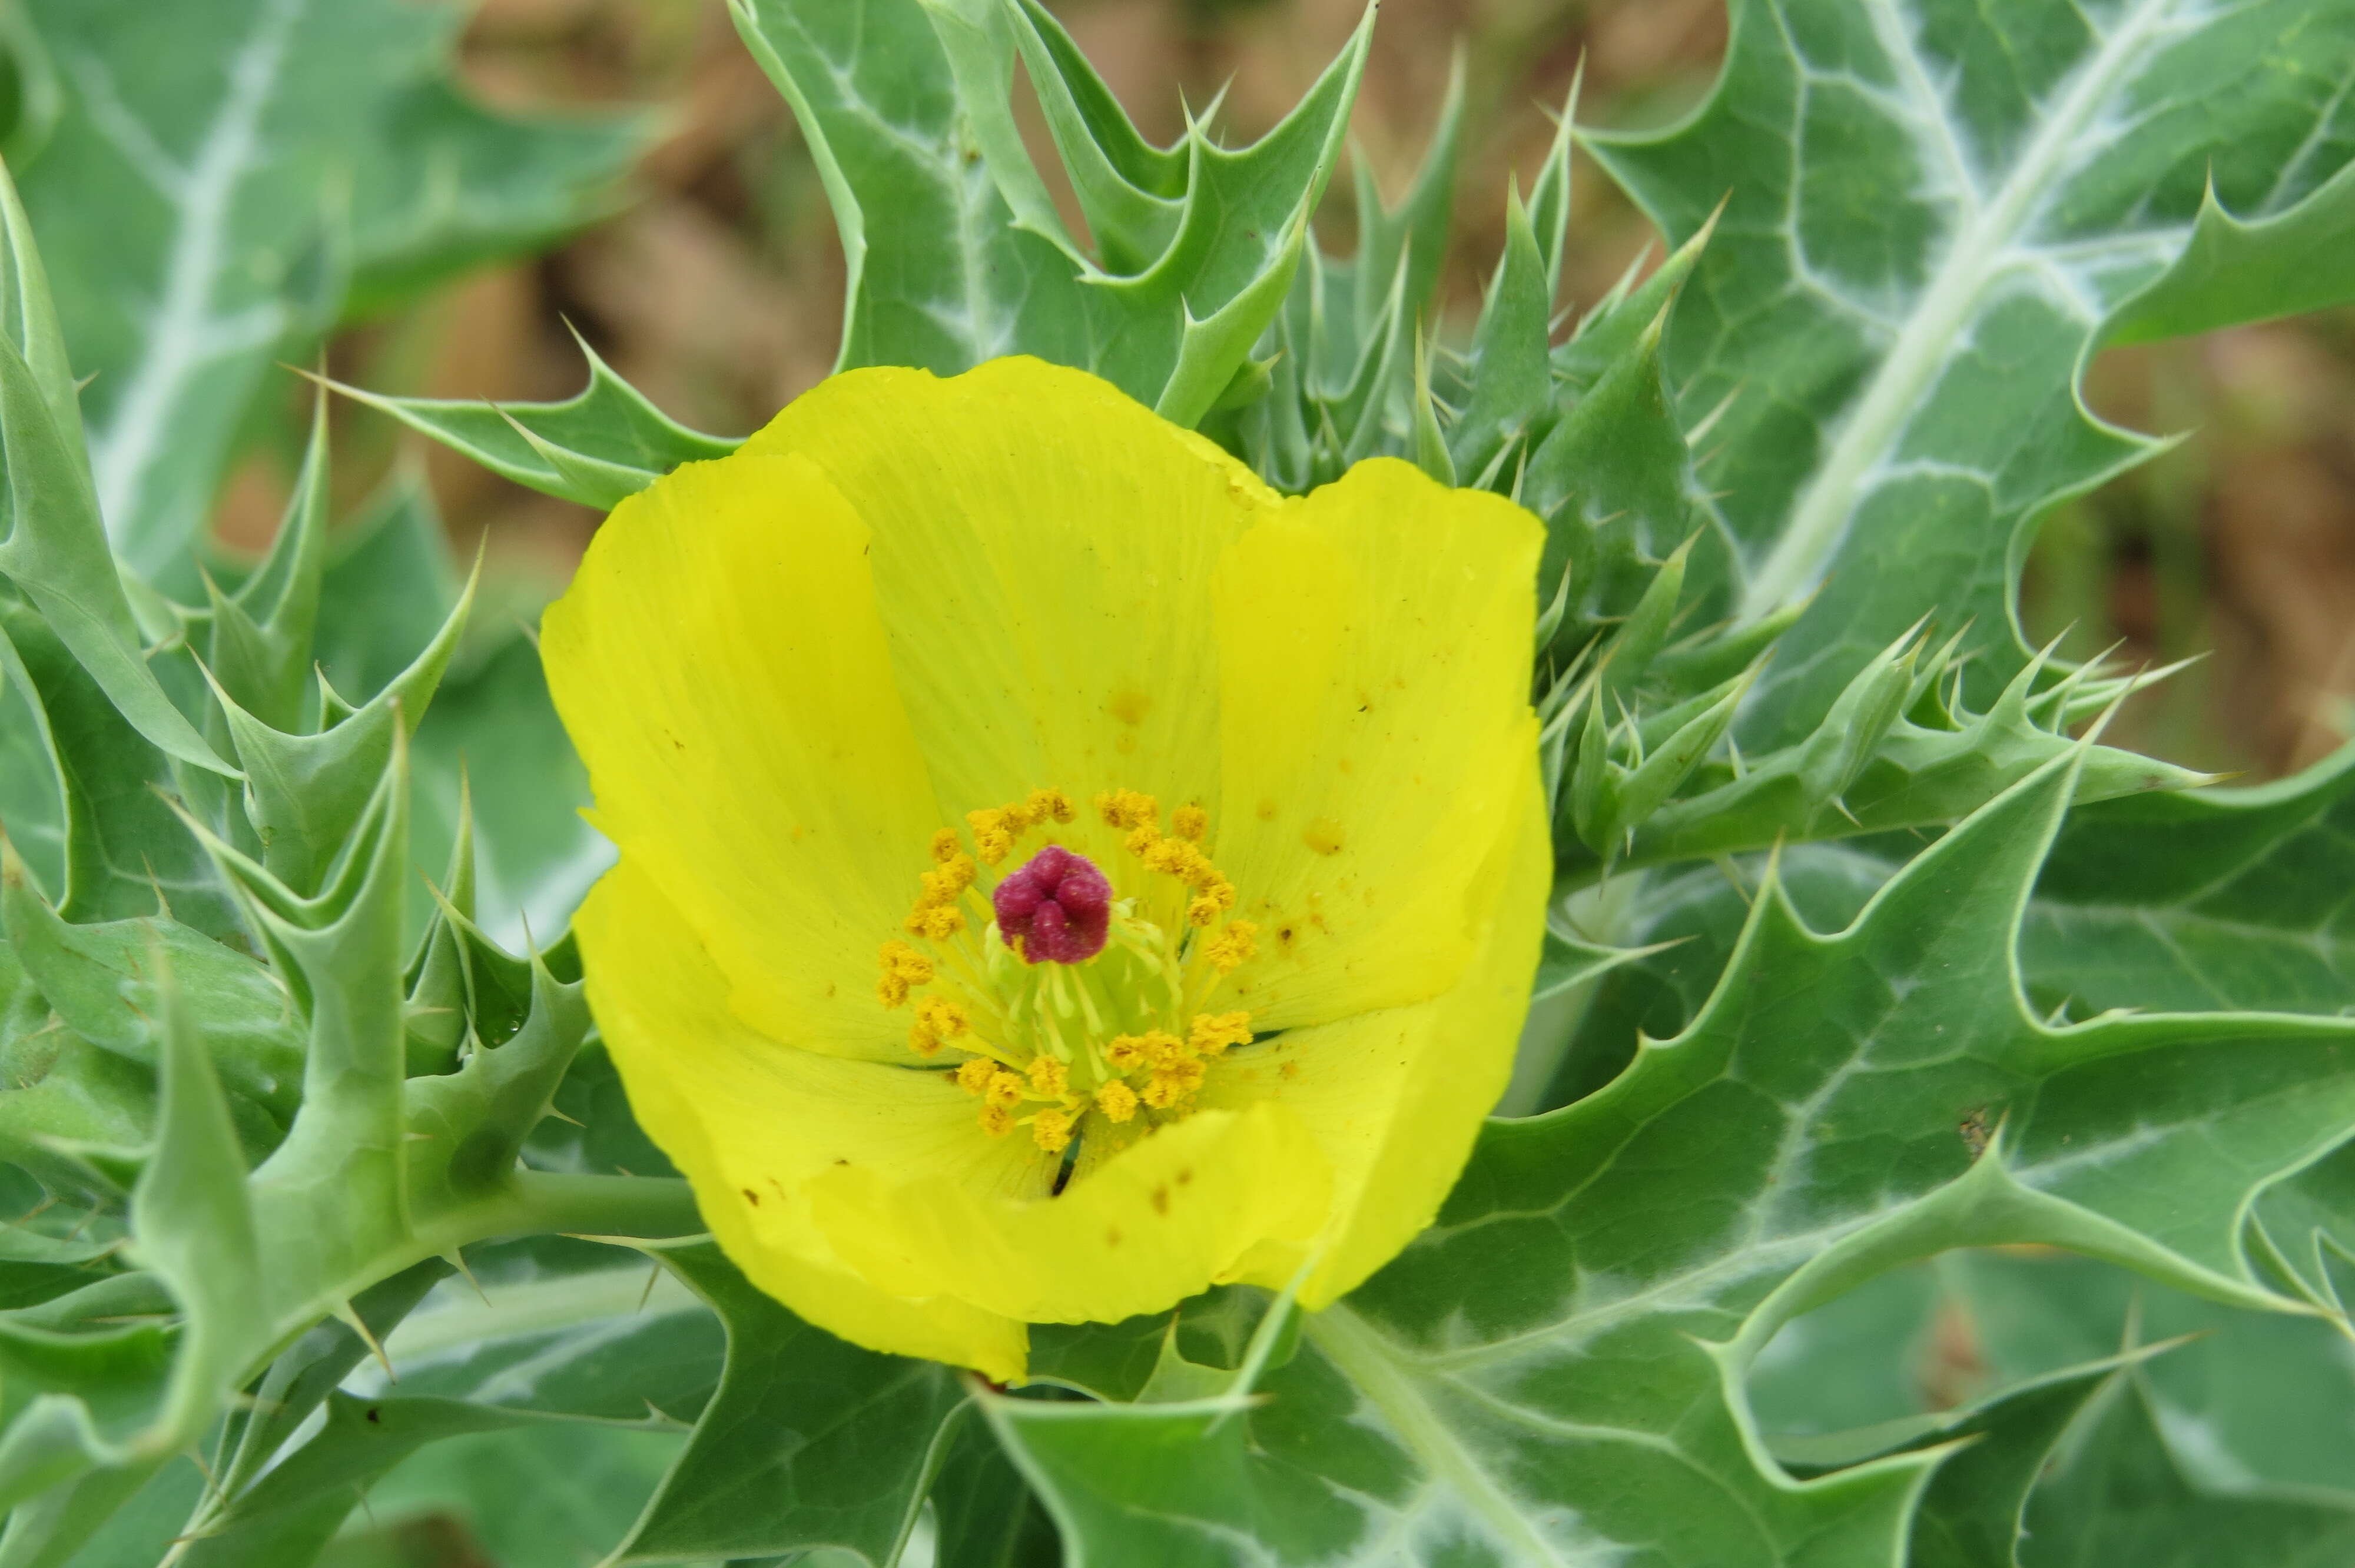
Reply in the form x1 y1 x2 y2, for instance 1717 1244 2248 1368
543 358 1548 1383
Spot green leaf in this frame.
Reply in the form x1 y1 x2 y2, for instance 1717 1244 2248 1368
1554 635 2207 886
407 633 605 955
174 1392 560 1568
310 473 459 706
929 1407 1060 1568
16 0 644 573
347 1420 688 1568
1585 0 2355 742
0 158 229 778
0 866 304 1142
319 340 741 512
2019 742 2355 1016
306 474 604 952
2109 161 2355 344
2019 1374 2355 1564
208 1260 449 1507
603 1240 966 1566
733 0 1368 426
343 78 643 318
359 1242 720 1424
0 603 238 934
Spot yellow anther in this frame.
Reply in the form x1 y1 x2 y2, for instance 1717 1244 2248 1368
916 997 968 1040
985 1071 1026 1110
1031 1108 1074 1154
1171 803 1209 842
909 1021 941 1055
1105 1032 1177 1072
905 903 967 941
967 808 1014 865
930 829 963 863
1140 1058 1205 1109
1205 921 1258 972
1028 1055 1069 1098
1186 895 1220 928
1028 788 1076 825
920 855 976 905
1190 1011 1252 1057
979 1104 1014 1137
1144 838 1218 889
1124 826 1160 858
1096 1080 1139 1123
956 1058 998 1096
876 941 934 1007
1097 789 1159 830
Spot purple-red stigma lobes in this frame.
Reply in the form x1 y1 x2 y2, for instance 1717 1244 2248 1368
993 845 1113 963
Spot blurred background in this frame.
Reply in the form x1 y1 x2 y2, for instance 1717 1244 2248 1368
219 0 2355 788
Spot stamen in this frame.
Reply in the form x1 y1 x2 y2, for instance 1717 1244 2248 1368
1190 1011 1252 1057
888 792 1266 1158
1031 1107 1074 1154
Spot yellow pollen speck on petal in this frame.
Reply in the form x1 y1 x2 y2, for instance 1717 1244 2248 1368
1303 817 1346 856
1190 1011 1252 1057
956 1058 997 1096
1029 1056 1070 1097
1171 804 1208 841
1097 789 1159 830
1205 921 1258 972
1031 1108 1074 1154
1096 1080 1138 1122
930 829 962 863
978 1104 1014 1137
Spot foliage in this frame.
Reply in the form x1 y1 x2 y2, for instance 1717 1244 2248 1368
0 0 2350 1563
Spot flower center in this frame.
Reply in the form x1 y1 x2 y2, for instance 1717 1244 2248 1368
873 788 1262 1165
992 845 1112 964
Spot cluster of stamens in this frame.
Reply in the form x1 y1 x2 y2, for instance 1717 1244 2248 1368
874 788 1262 1161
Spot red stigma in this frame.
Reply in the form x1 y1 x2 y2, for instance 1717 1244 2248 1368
993 845 1112 964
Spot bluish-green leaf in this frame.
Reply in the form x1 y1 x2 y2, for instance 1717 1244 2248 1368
1586 0 2355 742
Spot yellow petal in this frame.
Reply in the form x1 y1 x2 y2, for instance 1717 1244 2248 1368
1210 457 1543 1031
576 856 1040 1381
1200 760 1551 1305
542 453 941 1061
745 358 1275 849
809 1099 1333 1326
